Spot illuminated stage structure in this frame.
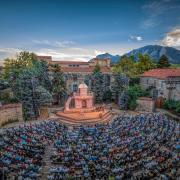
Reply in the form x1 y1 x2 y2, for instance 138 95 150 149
56 83 113 125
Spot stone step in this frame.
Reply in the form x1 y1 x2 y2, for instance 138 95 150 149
58 113 113 126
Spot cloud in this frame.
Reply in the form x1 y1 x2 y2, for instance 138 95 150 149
0 48 21 53
32 39 75 48
141 0 180 29
161 27 180 48
94 50 106 56
36 48 95 61
142 18 158 28
129 35 143 41
0 48 21 60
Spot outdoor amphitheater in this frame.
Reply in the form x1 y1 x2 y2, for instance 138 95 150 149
0 112 179 180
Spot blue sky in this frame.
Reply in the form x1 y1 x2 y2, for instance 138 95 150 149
0 0 179 61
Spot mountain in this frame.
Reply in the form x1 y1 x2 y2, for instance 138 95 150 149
125 45 180 64
96 45 180 64
96 53 120 64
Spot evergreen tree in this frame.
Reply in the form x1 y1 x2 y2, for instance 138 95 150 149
51 64 66 105
32 59 52 91
93 64 101 74
15 69 52 120
91 65 104 103
157 55 170 68
111 74 129 103
136 54 156 74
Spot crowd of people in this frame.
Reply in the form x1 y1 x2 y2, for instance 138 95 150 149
48 113 179 179
0 113 179 180
0 121 66 180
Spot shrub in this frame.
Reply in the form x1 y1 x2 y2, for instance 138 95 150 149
163 100 177 110
175 102 180 113
128 99 137 110
125 85 150 110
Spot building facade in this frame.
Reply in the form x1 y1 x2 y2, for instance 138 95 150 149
37 56 112 94
140 69 180 101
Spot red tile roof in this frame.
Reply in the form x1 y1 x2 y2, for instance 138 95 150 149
61 67 111 73
55 61 89 65
141 68 180 79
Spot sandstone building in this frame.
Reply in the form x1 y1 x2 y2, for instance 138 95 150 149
37 56 112 94
140 69 180 101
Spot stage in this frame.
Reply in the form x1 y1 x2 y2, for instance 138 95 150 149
56 83 114 125
56 109 113 125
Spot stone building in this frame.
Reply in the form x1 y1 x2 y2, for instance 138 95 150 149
140 69 180 101
37 56 112 94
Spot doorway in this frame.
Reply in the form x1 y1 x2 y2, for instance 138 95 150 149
82 100 87 108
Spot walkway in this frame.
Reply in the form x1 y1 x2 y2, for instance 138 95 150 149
157 108 180 121
39 143 54 180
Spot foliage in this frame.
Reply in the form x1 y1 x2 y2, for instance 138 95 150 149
135 54 156 74
163 100 177 110
118 91 129 109
3 52 36 81
111 74 129 103
0 89 18 104
126 85 150 110
51 64 66 105
112 56 136 77
112 54 156 78
170 64 180 68
91 71 104 103
0 79 9 90
175 102 180 113
103 88 112 102
31 60 52 91
93 64 101 74
15 69 52 120
2 51 52 120
129 77 140 86
157 55 170 68
163 100 180 113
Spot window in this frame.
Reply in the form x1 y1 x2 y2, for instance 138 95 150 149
147 79 149 84
72 84 78 92
73 74 78 81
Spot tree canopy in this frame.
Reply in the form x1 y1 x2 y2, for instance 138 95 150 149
157 55 170 68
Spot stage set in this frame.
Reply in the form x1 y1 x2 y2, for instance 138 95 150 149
56 83 113 125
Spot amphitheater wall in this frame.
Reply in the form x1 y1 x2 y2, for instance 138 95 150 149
0 103 23 126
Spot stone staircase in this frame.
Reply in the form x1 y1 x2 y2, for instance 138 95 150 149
39 143 54 180
57 111 114 126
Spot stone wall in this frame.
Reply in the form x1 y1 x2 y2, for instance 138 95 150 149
0 103 23 126
140 77 180 101
136 97 155 112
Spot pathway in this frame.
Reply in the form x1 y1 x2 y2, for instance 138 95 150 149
39 143 54 180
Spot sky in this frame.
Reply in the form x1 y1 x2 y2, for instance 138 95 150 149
0 0 180 61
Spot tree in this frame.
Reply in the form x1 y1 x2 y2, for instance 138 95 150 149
15 69 52 120
111 74 129 103
32 59 52 91
136 54 156 74
51 64 66 105
126 85 150 110
91 65 104 103
0 79 9 90
157 55 170 68
3 51 53 120
3 52 36 81
93 63 101 74
112 56 136 77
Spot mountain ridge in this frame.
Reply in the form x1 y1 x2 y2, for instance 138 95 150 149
95 45 180 64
